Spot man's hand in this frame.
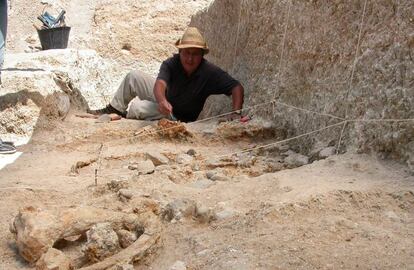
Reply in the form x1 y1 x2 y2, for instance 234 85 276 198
158 99 173 115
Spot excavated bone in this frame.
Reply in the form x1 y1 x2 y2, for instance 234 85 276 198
10 206 161 267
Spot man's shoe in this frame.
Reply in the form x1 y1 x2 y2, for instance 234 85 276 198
0 142 17 154
87 104 126 118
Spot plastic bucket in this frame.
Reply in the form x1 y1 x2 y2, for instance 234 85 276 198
37 26 71 50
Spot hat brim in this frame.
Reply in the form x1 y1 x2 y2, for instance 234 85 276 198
175 39 209 54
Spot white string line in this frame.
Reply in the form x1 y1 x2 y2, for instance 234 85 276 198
273 0 292 102
212 118 414 159
336 0 368 153
272 101 345 120
103 98 345 147
232 0 244 70
215 121 346 159
349 119 414 122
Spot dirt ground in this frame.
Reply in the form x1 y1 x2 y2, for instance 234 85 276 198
0 113 413 269
1 0 414 269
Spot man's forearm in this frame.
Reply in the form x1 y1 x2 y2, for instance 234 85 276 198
153 79 168 103
231 84 244 112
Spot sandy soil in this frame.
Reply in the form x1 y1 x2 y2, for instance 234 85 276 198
1 0 414 269
0 113 413 269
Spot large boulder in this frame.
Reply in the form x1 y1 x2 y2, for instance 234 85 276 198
0 49 121 138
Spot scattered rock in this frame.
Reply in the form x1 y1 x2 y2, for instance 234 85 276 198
195 204 215 223
319 147 336 159
107 180 129 192
206 170 230 181
191 178 215 189
161 199 197 221
131 160 155 175
215 209 236 220
284 152 309 168
118 189 134 200
169 260 187 270
186 149 196 156
146 151 169 166
176 153 193 164
205 157 235 168
35 248 72 270
83 223 120 263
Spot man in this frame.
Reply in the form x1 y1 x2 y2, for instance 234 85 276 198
88 27 244 122
0 0 16 154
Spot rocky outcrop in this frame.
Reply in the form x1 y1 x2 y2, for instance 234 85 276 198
10 206 161 267
193 0 413 163
0 49 121 138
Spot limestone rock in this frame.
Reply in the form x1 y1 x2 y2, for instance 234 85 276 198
206 170 230 182
195 205 215 223
83 223 120 263
131 160 155 175
284 152 309 168
36 248 72 270
118 189 134 200
176 153 193 164
146 151 169 166
319 147 336 159
10 206 161 268
191 178 215 189
161 199 196 221
116 229 137 249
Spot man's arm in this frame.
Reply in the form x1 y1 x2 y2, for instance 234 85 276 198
231 84 244 114
153 79 172 115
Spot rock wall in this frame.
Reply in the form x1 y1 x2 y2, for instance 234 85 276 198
192 0 414 162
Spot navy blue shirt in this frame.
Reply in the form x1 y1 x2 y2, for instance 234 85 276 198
157 54 239 122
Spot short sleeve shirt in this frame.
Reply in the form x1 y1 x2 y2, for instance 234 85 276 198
156 54 239 122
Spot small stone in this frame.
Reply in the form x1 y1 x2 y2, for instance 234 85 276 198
215 209 236 220
169 260 187 270
176 153 193 164
161 199 197 221
146 151 169 166
118 189 134 200
195 204 215 223
186 149 196 156
191 178 215 189
83 223 120 262
319 147 336 158
135 160 155 175
107 180 129 192
36 248 72 270
284 152 309 167
206 170 229 181
128 164 138 170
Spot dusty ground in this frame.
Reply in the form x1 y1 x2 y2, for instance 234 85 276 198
0 113 414 269
1 0 414 269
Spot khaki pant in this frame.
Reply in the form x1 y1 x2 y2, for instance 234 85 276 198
110 70 166 120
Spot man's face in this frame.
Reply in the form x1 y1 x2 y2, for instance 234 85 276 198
179 48 203 75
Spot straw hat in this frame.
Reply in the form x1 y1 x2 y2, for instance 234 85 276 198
175 27 209 54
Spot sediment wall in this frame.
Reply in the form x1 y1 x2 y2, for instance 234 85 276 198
193 0 414 163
